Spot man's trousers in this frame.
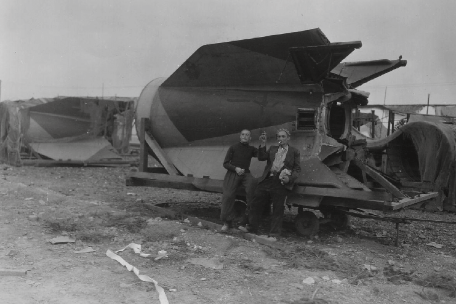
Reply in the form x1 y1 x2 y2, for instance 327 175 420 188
248 176 288 235
220 171 256 223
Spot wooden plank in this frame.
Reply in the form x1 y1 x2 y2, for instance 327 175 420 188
294 185 392 202
319 197 391 211
386 192 439 210
353 159 406 199
128 176 197 191
22 159 135 167
144 133 179 176
139 118 148 172
127 172 242 196
129 171 193 184
0 269 29 276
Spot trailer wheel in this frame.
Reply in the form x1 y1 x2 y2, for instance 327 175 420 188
294 211 319 237
330 211 349 229
233 200 247 218
321 208 349 230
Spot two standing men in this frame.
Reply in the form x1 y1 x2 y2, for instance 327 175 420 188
220 129 301 236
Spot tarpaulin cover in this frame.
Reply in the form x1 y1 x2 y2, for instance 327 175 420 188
400 122 456 211
367 121 456 211
0 101 23 165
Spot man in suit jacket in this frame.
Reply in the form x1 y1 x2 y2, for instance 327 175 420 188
241 128 301 237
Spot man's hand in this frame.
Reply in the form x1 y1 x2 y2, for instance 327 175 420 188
235 167 245 176
280 175 290 184
259 131 267 146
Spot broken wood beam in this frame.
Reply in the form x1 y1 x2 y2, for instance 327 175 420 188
385 192 439 210
353 159 406 199
144 133 179 175
139 118 148 172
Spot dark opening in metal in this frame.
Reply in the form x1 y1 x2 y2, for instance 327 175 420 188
296 108 316 130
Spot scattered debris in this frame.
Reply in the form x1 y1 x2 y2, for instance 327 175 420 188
120 283 133 288
155 250 168 261
383 265 414 284
0 269 29 276
289 283 304 289
426 242 443 249
188 257 223 270
49 236 76 244
74 247 96 254
116 243 151 258
302 277 315 285
6 250 19 257
415 289 440 301
363 264 378 273
28 214 39 221
106 248 169 304
415 273 456 297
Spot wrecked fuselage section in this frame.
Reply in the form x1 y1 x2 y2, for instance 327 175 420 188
0 96 135 166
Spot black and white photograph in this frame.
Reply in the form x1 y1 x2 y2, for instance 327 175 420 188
1 1 456 303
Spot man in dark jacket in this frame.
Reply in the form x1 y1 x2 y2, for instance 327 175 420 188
240 128 301 237
220 129 259 231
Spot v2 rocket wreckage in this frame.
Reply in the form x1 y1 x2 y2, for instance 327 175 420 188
131 28 455 235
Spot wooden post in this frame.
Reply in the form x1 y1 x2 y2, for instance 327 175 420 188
387 110 391 136
356 110 361 131
139 117 148 172
391 111 395 133
371 110 375 138
381 154 388 174
426 93 430 115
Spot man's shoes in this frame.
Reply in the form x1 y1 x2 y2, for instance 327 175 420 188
221 221 232 232
221 224 229 232
238 225 248 233
267 233 281 241
238 214 249 227
238 224 257 234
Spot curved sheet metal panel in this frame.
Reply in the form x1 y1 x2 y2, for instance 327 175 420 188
364 121 456 211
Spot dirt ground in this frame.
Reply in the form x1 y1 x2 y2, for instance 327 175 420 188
1 165 456 304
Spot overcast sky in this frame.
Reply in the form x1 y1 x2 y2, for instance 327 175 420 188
1 0 455 105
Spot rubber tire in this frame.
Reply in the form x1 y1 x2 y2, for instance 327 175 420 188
330 211 350 230
321 208 350 230
294 211 319 237
233 200 247 218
